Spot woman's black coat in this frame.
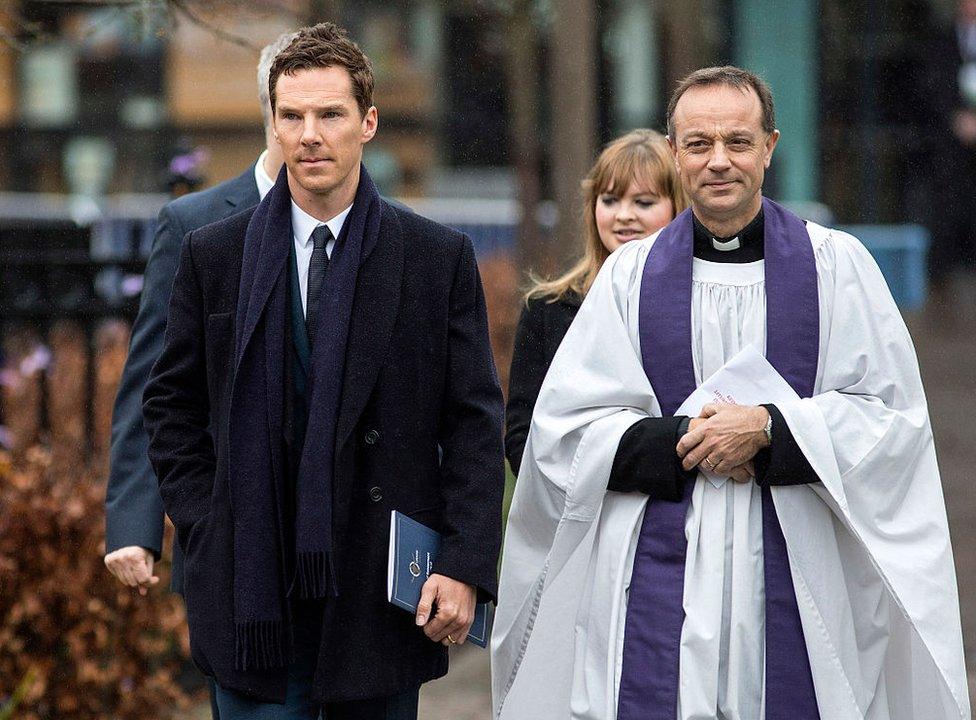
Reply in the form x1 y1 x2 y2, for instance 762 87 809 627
504 293 581 474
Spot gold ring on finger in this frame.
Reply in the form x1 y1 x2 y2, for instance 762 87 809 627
703 458 717 471
447 634 457 645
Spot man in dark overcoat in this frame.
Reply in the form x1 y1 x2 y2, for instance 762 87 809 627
143 22 504 720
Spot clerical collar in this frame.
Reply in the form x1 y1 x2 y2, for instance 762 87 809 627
692 210 765 263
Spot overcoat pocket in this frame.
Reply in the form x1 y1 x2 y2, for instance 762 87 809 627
204 312 233 404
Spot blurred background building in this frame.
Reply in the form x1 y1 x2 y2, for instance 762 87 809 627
0 0 958 318
0 0 956 212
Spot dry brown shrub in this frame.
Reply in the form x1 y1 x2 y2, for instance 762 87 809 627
0 320 196 720
91 322 130 476
1 329 45 460
0 445 194 719
47 322 88 475
479 252 520 400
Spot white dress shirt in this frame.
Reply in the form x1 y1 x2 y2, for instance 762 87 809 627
254 149 276 200
290 200 352 316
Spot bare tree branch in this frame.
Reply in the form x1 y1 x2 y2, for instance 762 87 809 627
168 0 257 50
0 0 266 51
30 0 144 5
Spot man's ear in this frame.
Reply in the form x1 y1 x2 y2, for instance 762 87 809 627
763 129 781 168
667 134 680 170
361 106 378 143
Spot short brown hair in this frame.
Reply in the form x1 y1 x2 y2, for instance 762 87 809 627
666 66 775 138
269 22 374 118
526 129 688 302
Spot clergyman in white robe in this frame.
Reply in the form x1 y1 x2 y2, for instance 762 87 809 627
491 203 969 720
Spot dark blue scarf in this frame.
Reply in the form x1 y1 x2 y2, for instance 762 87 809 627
228 164 382 670
617 197 821 719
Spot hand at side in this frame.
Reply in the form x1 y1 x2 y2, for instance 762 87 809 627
415 573 477 647
104 546 160 596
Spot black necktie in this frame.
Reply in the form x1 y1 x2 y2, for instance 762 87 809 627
306 225 332 339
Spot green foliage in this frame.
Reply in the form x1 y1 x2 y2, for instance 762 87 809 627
0 669 37 720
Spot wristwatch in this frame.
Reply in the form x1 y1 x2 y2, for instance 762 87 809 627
763 412 773 446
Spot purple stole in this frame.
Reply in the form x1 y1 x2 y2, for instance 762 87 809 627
616 198 821 720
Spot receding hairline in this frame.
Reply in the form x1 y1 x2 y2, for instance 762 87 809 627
669 82 767 139
666 66 776 138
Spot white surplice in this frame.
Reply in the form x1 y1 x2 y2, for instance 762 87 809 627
491 222 970 720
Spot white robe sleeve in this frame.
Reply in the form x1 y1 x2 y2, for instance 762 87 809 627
774 228 970 719
491 239 659 719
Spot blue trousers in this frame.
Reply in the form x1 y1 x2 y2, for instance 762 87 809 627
215 679 419 720
214 601 419 720
210 678 221 719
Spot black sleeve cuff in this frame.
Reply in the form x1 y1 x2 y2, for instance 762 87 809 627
506 447 524 478
607 417 694 501
754 404 819 486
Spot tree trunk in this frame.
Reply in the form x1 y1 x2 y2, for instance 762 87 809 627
306 0 341 24
549 0 598 273
659 0 715 89
505 1 545 278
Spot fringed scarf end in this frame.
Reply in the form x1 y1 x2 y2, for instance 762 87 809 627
296 550 337 599
235 619 285 671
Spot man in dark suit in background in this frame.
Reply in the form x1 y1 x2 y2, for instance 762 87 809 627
143 22 504 720
925 0 976 296
103 30 296 595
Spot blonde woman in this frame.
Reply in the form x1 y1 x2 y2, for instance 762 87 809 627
505 129 687 473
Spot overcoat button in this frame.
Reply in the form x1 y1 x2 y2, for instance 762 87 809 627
369 486 383 502
364 429 380 445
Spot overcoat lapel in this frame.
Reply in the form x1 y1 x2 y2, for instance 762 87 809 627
225 164 261 210
336 201 404 456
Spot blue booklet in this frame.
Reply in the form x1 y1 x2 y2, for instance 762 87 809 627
387 510 492 648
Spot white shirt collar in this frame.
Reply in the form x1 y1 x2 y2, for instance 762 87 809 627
290 199 353 249
254 149 276 200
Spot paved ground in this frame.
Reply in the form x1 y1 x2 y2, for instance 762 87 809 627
193 278 976 719
418 644 491 719
909 277 976 703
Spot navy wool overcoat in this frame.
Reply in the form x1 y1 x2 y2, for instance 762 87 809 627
143 198 505 703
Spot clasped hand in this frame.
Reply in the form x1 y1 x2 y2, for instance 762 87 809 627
675 404 770 483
